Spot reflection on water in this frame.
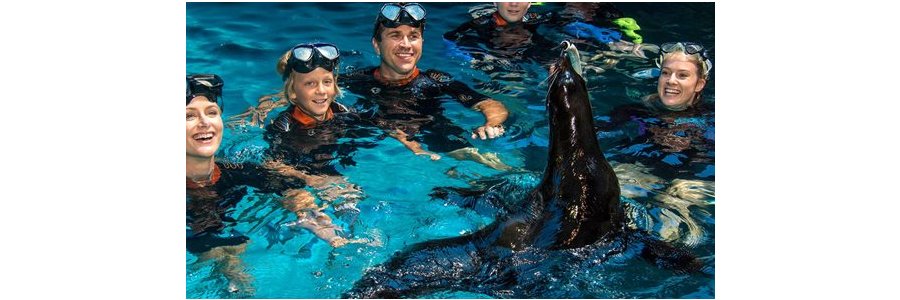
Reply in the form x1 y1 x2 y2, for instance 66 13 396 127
616 162 714 247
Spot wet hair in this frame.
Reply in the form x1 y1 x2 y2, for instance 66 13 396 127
276 50 343 104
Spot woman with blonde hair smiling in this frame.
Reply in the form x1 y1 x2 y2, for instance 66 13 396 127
648 41 712 111
186 73 369 295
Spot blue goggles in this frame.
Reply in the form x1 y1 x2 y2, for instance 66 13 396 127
186 74 224 111
283 43 341 80
376 3 426 28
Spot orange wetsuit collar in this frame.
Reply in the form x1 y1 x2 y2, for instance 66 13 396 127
187 163 221 189
374 67 420 86
291 105 334 129
492 12 508 27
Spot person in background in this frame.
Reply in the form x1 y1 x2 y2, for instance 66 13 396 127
443 2 557 64
444 2 653 65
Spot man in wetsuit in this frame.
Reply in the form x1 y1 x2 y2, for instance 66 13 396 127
342 2 511 171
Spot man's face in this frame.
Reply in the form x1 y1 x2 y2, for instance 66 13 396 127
372 25 423 78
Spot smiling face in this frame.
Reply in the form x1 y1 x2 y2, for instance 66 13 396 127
495 2 531 23
372 24 423 80
186 96 223 159
657 52 707 110
289 68 336 120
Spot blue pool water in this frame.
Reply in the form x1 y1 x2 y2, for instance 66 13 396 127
188 2 714 298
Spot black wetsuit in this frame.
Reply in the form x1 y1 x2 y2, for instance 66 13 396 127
263 102 379 175
551 2 626 28
444 3 631 63
186 163 305 254
596 100 715 180
341 67 489 153
444 11 557 63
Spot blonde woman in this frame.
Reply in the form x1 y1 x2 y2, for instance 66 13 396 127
186 74 363 295
647 42 712 111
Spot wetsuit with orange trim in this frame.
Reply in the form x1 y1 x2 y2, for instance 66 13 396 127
341 67 488 153
186 162 306 254
263 101 380 175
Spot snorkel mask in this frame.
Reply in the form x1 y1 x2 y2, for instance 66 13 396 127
186 74 224 111
656 42 713 79
373 2 427 38
282 43 341 81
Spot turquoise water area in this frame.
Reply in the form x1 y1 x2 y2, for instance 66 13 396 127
188 2 714 298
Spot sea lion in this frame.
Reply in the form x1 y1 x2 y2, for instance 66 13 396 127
343 41 703 298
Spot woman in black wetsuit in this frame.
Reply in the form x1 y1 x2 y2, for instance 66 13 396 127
591 42 715 246
186 74 368 295
602 41 714 166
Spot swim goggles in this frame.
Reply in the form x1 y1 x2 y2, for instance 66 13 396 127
186 74 224 110
283 43 341 80
657 42 713 77
661 42 708 60
376 3 426 28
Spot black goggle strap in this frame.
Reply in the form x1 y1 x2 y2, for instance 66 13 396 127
186 75 224 109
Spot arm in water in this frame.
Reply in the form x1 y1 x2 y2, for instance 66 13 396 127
390 128 441 161
263 159 364 203
226 93 289 128
281 189 372 248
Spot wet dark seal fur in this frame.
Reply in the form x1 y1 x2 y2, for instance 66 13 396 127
343 42 704 298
